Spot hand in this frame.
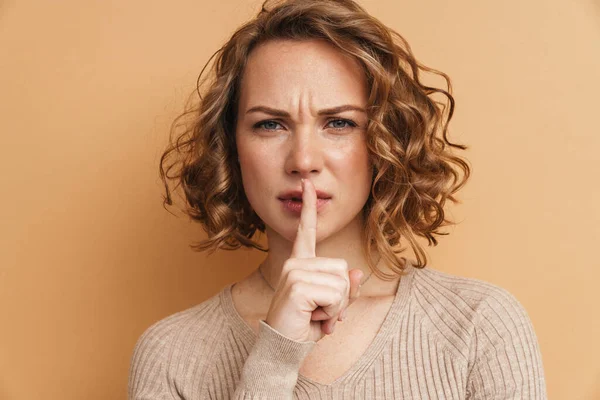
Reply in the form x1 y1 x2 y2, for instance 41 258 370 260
264 178 364 342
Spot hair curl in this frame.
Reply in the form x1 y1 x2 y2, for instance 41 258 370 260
159 0 471 280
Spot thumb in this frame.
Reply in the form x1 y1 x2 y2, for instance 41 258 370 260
349 268 365 301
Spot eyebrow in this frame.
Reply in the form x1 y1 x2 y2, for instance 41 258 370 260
245 104 366 117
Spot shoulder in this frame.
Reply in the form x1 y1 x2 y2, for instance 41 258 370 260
132 288 225 351
409 266 540 358
410 266 547 397
412 266 531 320
128 287 229 397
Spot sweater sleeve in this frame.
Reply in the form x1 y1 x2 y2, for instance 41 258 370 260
233 319 316 400
465 287 548 399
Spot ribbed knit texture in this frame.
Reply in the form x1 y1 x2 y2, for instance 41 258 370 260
128 262 547 399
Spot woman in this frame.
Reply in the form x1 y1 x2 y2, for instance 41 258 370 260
128 0 547 398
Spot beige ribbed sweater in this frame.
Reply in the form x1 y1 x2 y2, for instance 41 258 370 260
128 262 547 399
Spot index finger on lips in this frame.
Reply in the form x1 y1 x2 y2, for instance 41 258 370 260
290 178 317 259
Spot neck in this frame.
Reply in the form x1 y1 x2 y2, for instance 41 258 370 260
259 216 402 298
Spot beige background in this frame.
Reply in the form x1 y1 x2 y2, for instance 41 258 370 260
1 0 598 398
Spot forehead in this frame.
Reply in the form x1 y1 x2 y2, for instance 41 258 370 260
238 39 368 111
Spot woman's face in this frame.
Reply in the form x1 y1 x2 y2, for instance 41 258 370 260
235 39 373 244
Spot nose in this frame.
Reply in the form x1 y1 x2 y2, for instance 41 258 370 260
284 126 324 179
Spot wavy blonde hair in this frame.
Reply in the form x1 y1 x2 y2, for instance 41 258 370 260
159 0 471 280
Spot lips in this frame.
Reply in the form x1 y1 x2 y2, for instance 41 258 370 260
278 189 332 201
279 197 331 214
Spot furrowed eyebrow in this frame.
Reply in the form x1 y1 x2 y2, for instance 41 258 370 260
245 104 366 117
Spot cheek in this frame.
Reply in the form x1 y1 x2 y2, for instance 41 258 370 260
237 137 258 179
239 145 273 178
237 158 262 214
329 144 371 180
329 144 373 211
237 142 277 201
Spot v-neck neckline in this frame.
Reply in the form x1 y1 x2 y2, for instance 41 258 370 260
220 259 415 388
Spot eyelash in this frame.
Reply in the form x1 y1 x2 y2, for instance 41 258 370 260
252 118 358 132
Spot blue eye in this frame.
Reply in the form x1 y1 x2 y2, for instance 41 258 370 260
327 119 357 130
254 120 283 131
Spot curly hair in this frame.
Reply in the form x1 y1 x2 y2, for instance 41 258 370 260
159 0 471 280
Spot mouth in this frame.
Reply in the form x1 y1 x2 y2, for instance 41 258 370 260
277 189 333 201
279 197 331 213
277 187 332 214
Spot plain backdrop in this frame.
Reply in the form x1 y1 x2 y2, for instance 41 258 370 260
1 0 599 399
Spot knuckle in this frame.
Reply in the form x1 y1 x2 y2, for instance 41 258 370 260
336 276 347 292
289 281 305 298
336 259 348 271
287 268 302 282
282 259 296 273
